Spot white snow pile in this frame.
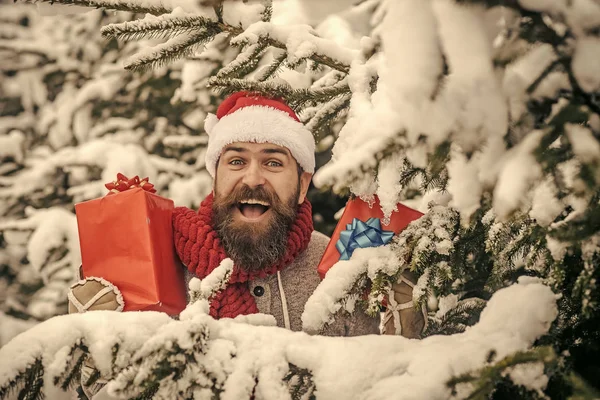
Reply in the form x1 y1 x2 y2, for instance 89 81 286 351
0 278 558 399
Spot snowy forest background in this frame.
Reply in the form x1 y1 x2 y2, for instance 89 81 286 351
1 0 600 399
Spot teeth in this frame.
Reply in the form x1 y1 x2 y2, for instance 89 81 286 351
239 199 270 207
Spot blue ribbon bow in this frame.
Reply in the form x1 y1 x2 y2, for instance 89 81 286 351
335 217 395 261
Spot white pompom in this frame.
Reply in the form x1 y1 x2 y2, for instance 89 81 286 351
204 113 219 135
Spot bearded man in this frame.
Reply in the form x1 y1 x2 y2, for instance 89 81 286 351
70 92 424 336
171 92 425 337
73 92 424 399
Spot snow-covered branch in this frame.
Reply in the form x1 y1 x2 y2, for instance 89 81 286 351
0 280 558 400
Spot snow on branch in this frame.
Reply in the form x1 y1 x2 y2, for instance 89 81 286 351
302 245 400 333
123 29 218 71
101 12 218 42
0 280 558 399
209 76 351 113
188 258 234 303
21 0 206 16
231 21 358 73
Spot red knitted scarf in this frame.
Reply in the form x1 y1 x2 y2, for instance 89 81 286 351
172 193 313 319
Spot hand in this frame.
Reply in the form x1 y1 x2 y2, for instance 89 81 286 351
383 270 425 338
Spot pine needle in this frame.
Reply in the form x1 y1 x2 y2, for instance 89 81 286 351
124 29 218 72
101 16 217 42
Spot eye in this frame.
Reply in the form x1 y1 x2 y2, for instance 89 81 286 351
266 160 283 167
229 159 245 166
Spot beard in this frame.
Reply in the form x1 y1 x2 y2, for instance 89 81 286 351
212 184 299 273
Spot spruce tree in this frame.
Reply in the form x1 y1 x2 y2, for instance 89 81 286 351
0 0 599 399
0 1 220 343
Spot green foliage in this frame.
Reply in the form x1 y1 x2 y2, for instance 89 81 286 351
447 347 557 400
0 358 43 400
284 364 316 400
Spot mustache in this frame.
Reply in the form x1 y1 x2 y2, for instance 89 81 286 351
221 185 279 207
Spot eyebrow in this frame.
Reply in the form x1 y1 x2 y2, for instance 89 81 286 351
222 145 290 158
261 148 290 157
222 146 247 154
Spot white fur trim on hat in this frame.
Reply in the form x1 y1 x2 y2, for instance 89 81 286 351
205 105 315 177
204 113 219 135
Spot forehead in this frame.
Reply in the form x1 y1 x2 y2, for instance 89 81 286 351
221 142 292 157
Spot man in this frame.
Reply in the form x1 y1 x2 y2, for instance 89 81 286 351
71 92 424 337
73 91 424 399
171 91 424 337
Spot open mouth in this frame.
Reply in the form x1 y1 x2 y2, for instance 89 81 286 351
237 199 271 220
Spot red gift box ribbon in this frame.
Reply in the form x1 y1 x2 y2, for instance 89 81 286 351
105 173 156 195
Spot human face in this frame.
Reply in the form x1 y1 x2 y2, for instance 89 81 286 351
212 142 312 271
213 142 311 224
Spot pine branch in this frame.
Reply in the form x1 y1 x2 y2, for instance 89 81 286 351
261 37 350 74
568 371 600 400
216 42 268 79
284 363 315 400
209 76 294 98
255 50 287 82
209 77 350 112
305 94 351 141
101 15 218 42
549 203 600 242
447 346 556 400
60 350 88 391
261 1 272 23
424 298 486 337
19 0 172 15
124 29 218 71
83 368 101 387
287 80 350 110
18 358 44 400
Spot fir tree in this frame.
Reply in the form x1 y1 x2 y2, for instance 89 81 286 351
0 1 221 344
1 0 600 399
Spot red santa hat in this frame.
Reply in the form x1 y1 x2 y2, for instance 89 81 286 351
204 91 315 177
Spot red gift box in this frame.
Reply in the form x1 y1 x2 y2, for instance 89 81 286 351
318 196 424 279
75 178 186 315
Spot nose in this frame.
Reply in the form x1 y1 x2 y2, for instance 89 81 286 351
241 161 266 188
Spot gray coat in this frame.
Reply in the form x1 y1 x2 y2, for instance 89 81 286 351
185 231 380 336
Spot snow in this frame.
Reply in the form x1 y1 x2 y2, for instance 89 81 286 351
447 150 482 224
505 362 549 395
0 311 171 385
493 131 544 219
431 1 507 153
232 21 360 69
413 268 431 305
124 31 203 71
1 1 597 398
566 123 600 163
503 44 555 122
572 37 600 93
434 294 459 320
222 1 266 29
0 130 26 164
168 173 213 208
0 207 80 283
376 154 403 222
519 0 600 34
302 245 398 333
0 279 557 399
0 313 37 348
530 178 564 227
190 258 234 301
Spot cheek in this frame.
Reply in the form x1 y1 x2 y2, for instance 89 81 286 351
271 172 299 201
214 174 235 198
